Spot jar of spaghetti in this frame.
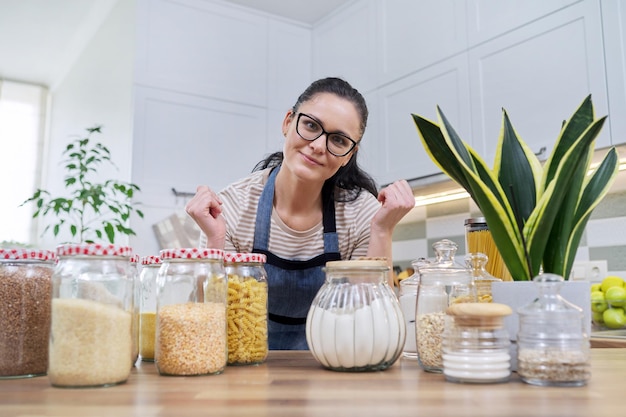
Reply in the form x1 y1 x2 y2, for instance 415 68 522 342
156 248 226 376
49 244 134 388
464 218 511 281
139 255 161 362
0 249 55 379
224 252 268 365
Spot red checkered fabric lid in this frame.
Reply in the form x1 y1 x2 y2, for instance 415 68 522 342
0 248 56 261
159 248 224 260
224 252 267 263
141 255 162 265
56 244 133 257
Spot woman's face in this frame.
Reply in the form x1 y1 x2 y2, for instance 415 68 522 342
281 92 361 185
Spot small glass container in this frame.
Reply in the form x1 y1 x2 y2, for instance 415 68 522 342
466 252 501 303
398 258 429 359
139 255 161 362
130 254 140 366
517 274 591 387
48 244 134 388
0 249 55 379
306 259 406 372
416 239 474 373
464 218 512 281
156 248 226 376
442 302 512 384
224 252 268 366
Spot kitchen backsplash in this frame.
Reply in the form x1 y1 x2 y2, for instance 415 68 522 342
391 189 626 280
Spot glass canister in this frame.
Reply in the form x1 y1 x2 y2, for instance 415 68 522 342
416 239 474 373
156 248 226 376
139 255 161 362
0 249 55 379
130 254 140 366
442 302 512 384
224 252 268 366
398 258 429 359
306 259 406 372
517 274 591 387
464 218 512 281
48 244 134 388
466 252 501 303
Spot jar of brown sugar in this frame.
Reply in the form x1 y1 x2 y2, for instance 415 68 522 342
139 255 161 362
0 248 55 379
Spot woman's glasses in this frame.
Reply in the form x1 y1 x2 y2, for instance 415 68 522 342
295 113 357 157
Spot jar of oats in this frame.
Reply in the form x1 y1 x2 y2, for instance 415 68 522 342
517 273 591 387
0 248 55 379
416 239 474 373
224 252 268 366
139 255 161 362
49 244 134 388
156 248 226 376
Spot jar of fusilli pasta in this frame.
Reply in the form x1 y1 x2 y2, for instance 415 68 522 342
224 252 268 365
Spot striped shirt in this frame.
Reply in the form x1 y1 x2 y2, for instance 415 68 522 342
218 168 381 260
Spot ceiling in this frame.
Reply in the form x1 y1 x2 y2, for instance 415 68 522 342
0 0 352 88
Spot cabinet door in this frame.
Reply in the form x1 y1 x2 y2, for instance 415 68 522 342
468 0 609 165
374 56 471 185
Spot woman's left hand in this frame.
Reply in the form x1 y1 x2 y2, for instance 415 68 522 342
371 179 415 233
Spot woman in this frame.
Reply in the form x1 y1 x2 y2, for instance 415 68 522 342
186 77 415 349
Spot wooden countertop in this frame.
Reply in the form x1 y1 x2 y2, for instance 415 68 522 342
1 349 625 417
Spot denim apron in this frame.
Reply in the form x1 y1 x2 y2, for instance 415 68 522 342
252 166 341 350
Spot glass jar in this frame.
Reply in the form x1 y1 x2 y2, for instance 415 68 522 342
49 244 134 388
517 274 591 387
0 249 55 379
130 254 140 366
398 258 429 359
224 252 268 366
466 252 501 303
416 239 474 373
306 259 406 372
139 255 161 362
442 302 512 384
464 218 512 281
156 248 226 376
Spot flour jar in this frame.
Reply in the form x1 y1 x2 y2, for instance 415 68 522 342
0 249 55 379
224 252 268 366
139 255 161 362
48 244 134 388
156 248 226 376
306 259 406 372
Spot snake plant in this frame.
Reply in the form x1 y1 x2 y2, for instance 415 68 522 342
412 96 619 281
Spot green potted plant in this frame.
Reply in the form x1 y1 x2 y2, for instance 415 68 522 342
412 95 619 281
22 126 144 244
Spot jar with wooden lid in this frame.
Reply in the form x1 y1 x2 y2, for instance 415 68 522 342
0 249 55 379
49 244 134 388
224 252 268 365
306 259 406 372
442 303 512 384
156 248 226 376
139 255 161 362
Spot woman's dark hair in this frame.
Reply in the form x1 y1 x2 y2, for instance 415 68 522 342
253 77 378 201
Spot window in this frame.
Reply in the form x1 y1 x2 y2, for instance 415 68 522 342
0 80 48 246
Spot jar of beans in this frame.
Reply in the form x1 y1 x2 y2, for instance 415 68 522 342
224 252 268 366
0 248 55 379
48 244 134 388
156 248 226 376
139 255 161 362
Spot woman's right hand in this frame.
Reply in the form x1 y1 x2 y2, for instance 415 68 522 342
185 185 226 249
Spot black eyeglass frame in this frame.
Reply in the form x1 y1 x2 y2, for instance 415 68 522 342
294 112 358 157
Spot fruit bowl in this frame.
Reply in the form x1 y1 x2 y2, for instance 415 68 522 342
591 276 626 330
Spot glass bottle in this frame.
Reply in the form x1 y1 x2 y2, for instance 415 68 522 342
48 244 134 388
224 252 269 366
466 252 501 303
398 258 429 359
442 302 512 384
139 255 161 362
0 249 55 379
306 259 406 371
156 248 226 376
416 239 474 373
517 274 591 387
129 254 140 366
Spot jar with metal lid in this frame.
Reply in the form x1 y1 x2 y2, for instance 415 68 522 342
130 254 140 366
156 248 226 376
224 252 268 366
398 258 429 359
0 249 55 379
139 255 161 362
49 244 134 388
442 303 512 384
466 252 501 303
416 239 474 373
517 274 591 387
306 259 406 372
464 218 512 281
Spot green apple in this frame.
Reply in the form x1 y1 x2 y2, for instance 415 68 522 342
601 276 625 293
592 311 604 324
591 290 608 313
602 307 626 329
591 283 602 293
605 286 626 307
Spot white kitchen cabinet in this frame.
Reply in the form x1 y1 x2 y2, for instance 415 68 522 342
468 0 609 165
